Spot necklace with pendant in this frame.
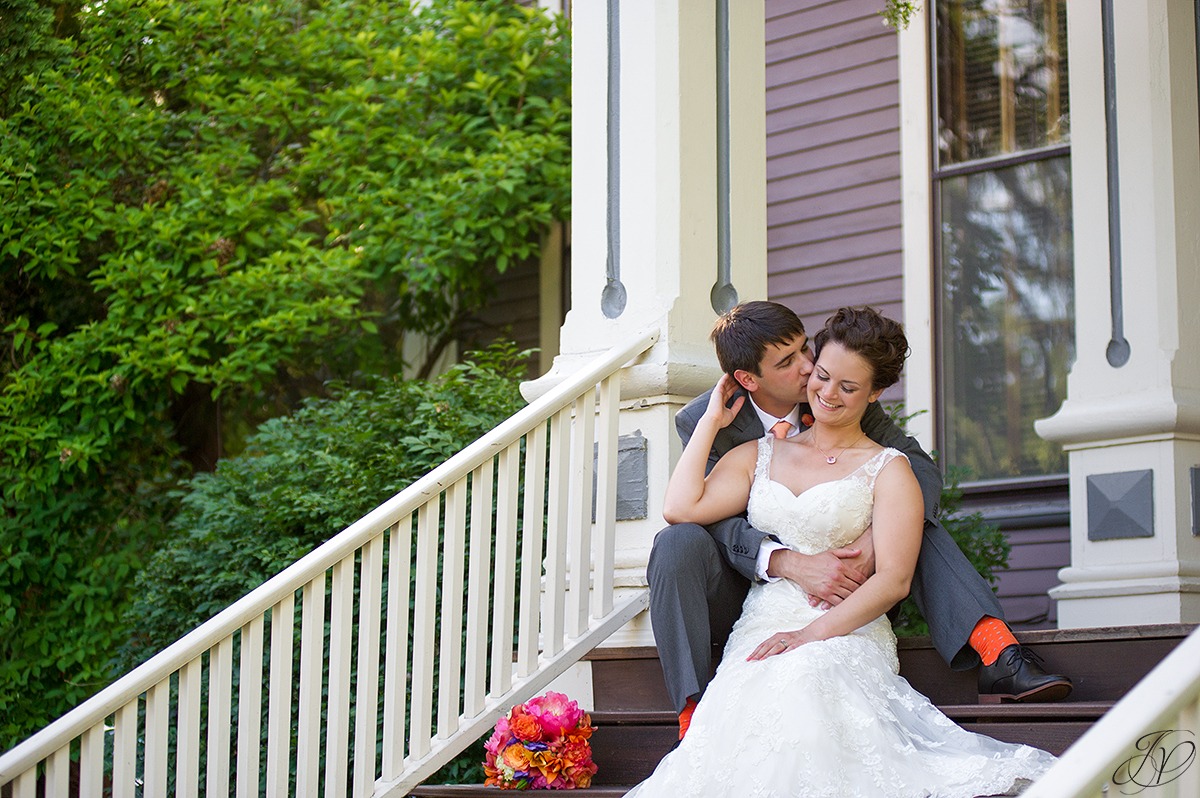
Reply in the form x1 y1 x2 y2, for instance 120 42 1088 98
812 429 864 465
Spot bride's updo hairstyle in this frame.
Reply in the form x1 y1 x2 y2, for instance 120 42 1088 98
812 306 909 391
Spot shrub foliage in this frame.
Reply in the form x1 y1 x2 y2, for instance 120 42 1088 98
0 0 568 748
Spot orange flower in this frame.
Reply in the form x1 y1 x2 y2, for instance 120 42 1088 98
558 740 592 769
529 750 562 783
564 715 594 743
508 708 543 742
501 742 534 771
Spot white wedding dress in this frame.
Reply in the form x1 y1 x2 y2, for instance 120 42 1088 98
626 438 1056 798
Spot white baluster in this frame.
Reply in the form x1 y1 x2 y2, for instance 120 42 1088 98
113 699 138 798
265 593 294 798
567 391 596 638
518 423 548 676
410 498 441 759
237 616 265 798
296 573 326 798
543 407 571 656
352 534 384 798
143 679 170 798
44 745 70 798
438 479 468 738
207 637 233 798
463 462 494 717
325 557 355 798
593 373 620 616
79 724 103 798
382 516 413 779
177 658 201 798
490 444 521 695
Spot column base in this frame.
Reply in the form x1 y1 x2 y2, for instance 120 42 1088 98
1051 571 1200 628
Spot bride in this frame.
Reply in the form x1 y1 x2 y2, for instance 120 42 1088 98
626 307 1056 797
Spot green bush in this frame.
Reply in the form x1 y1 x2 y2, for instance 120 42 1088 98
1 0 568 748
116 343 529 670
891 464 1011 637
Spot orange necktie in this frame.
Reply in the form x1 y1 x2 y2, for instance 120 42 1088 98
770 420 792 439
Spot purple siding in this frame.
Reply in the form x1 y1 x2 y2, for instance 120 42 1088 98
764 1 1068 625
764 0 903 340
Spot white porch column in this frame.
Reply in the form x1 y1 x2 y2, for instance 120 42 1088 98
523 0 767 646
1036 0 1200 627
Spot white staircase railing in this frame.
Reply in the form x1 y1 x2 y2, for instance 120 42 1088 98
1022 625 1200 797
0 330 660 798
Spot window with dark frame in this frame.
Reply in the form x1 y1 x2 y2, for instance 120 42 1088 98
933 0 1075 482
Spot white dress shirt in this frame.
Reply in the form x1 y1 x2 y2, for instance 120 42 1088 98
745 397 800 581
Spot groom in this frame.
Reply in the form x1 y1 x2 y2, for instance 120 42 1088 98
648 301 1072 738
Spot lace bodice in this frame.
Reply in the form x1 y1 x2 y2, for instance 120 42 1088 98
748 436 904 555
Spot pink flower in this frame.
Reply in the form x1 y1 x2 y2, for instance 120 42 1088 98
485 716 512 756
525 691 584 739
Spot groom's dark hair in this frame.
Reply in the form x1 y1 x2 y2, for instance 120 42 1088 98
710 301 807 377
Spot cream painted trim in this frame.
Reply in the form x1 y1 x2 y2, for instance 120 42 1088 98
539 222 565 374
898 4 936 452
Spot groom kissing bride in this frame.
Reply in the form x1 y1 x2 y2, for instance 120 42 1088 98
630 302 1068 796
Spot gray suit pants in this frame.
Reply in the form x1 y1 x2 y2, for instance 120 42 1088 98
647 520 1005 713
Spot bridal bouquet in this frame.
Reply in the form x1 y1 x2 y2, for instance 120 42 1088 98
483 691 598 790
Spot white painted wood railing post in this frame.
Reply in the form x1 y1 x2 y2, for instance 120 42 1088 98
381 515 413 781
517 422 549 678
296 573 325 798
143 679 169 798
265 593 294 798
45 746 69 798
207 637 233 798
593 373 620 618
463 465 493 717
438 478 468 738
567 391 596 639
80 725 103 798
409 498 441 760
178 658 202 798
491 445 521 695
325 556 355 798
353 535 384 798
238 616 265 798
543 407 572 655
113 700 137 798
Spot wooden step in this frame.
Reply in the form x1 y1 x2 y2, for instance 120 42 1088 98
411 625 1195 794
409 787 630 797
897 623 1196 705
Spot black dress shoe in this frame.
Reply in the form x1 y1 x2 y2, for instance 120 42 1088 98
978 644 1073 704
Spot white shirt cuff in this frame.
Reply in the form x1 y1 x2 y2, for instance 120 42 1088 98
756 540 787 582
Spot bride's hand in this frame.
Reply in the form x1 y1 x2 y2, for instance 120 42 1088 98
747 630 813 661
701 373 745 430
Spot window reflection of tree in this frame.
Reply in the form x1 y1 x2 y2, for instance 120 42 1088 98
935 0 1073 481
942 160 1073 479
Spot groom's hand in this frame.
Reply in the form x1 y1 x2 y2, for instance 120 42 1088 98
767 548 867 608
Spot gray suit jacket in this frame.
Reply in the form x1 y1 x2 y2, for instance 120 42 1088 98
675 388 942 582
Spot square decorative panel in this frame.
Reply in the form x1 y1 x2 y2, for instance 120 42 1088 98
1087 470 1154 541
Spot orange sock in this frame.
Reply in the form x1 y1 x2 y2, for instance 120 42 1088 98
969 616 1019 666
678 698 698 740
